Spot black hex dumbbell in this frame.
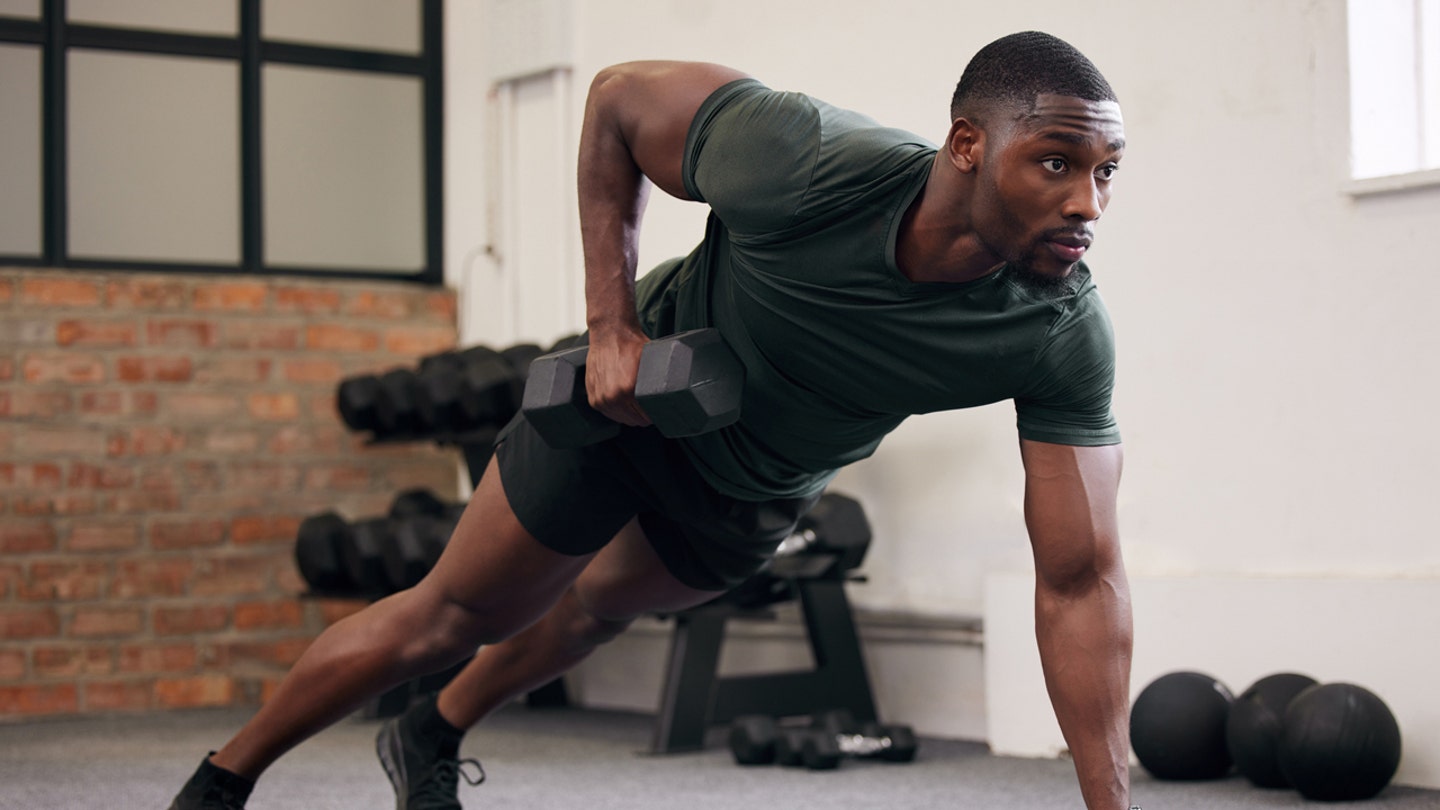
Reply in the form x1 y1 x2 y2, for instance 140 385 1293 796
295 512 353 594
729 710 918 771
336 517 399 597
381 490 466 590
720 491 873 610
522 328 745 448
814 709 918 764
414 346 529 435
336 341 543 440
769 492 872 578
336 375 384 434
382 505 464 591
336 366 429 438
295 496 466 597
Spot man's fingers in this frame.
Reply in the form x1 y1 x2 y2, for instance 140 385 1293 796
592 388 651 426
585 338 652 427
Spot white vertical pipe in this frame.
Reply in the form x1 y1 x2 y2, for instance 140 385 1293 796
498 80 521 343
553 67 581 330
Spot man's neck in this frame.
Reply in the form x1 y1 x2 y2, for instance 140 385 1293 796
894 155 1006 284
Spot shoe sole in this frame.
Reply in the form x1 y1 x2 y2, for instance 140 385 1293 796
376 719 410 810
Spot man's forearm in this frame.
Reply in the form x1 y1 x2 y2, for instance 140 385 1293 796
576 68 650 338
1035 570 1134 809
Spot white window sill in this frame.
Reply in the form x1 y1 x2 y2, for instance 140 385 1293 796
1344 167 1440 197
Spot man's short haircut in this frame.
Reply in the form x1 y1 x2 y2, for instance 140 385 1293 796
950 31 1116 122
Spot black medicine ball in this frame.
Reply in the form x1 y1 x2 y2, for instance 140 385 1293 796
1278 682 1402 802
1225 672 1318 788
1130 671 1235 780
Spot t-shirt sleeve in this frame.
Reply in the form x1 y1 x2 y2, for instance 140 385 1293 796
682 78 934 242
1014 294 1122 446
682 79 822 235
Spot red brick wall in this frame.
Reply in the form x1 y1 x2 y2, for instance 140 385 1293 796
0 269 459 718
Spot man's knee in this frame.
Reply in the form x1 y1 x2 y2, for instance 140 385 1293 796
396 588 536 664
566 588 636 646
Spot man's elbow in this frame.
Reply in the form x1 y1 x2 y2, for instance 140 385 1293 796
1035 533 1126 601
586 64 633 110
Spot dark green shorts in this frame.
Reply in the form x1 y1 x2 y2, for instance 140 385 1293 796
493 412 817 592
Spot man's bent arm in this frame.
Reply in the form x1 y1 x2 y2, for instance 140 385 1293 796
575 61 748 425
1019 439 1132 810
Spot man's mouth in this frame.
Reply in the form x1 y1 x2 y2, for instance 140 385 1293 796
1044 232 1092 263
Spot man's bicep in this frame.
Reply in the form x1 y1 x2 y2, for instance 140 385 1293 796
1019 440 1123 590
588 61 750 200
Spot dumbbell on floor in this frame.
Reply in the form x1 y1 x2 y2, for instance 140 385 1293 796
729 709 919 770
522 328 744 448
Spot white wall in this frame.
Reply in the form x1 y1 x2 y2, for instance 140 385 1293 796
445 0 1440 788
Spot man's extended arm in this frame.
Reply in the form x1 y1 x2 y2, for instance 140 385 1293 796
574 61 748 425
1020 439 1133 810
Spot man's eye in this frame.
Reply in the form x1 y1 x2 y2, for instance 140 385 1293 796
1042 158 1067 173
1097 164 1119 180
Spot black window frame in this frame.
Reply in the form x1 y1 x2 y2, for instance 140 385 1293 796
0 0 443 285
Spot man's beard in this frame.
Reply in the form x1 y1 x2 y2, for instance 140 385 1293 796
1007 257 1081 299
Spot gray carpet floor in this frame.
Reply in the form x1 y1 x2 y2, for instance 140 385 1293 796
0 704 1435 809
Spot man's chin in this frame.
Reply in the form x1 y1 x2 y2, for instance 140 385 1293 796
1008 259 1080 297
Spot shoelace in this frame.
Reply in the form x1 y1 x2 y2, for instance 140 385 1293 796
409 757 486 809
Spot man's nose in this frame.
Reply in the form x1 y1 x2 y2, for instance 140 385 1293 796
1062 177 1104 221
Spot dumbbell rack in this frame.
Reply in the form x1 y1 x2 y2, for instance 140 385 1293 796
649 573 877 754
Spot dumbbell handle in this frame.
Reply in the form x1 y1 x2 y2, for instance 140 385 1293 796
833 732 897 757
773 528 819 558
523 328 743 448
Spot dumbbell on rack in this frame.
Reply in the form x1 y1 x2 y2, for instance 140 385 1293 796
729 709 919 770
522 328 745 448
719 491 872 610
335 341 545 441
294 489 464 598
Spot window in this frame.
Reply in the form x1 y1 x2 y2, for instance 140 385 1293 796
0 0 443 282
1348 0 1440 191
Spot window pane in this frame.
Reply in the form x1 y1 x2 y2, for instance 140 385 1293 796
1424 0 1440 168
1349 0 1421 177
0 44 41 256
68 50 239 264
0 0 39 18
264 65 423 271
263 0 421 54
68 0 236 36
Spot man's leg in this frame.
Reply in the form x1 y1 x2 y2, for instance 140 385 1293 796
201 454 596 783
437 516 722 730
372 515 723 809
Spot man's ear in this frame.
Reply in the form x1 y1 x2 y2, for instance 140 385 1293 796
947 117 984 174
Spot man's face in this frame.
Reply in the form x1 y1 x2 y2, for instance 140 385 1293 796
971 94 1126 288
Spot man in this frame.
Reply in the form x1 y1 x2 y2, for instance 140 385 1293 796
169 30 1136 810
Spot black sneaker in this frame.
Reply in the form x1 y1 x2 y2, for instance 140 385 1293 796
376 696 485 810
167 753 254 810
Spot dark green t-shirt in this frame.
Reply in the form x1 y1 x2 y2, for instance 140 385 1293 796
635 79 1120 501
